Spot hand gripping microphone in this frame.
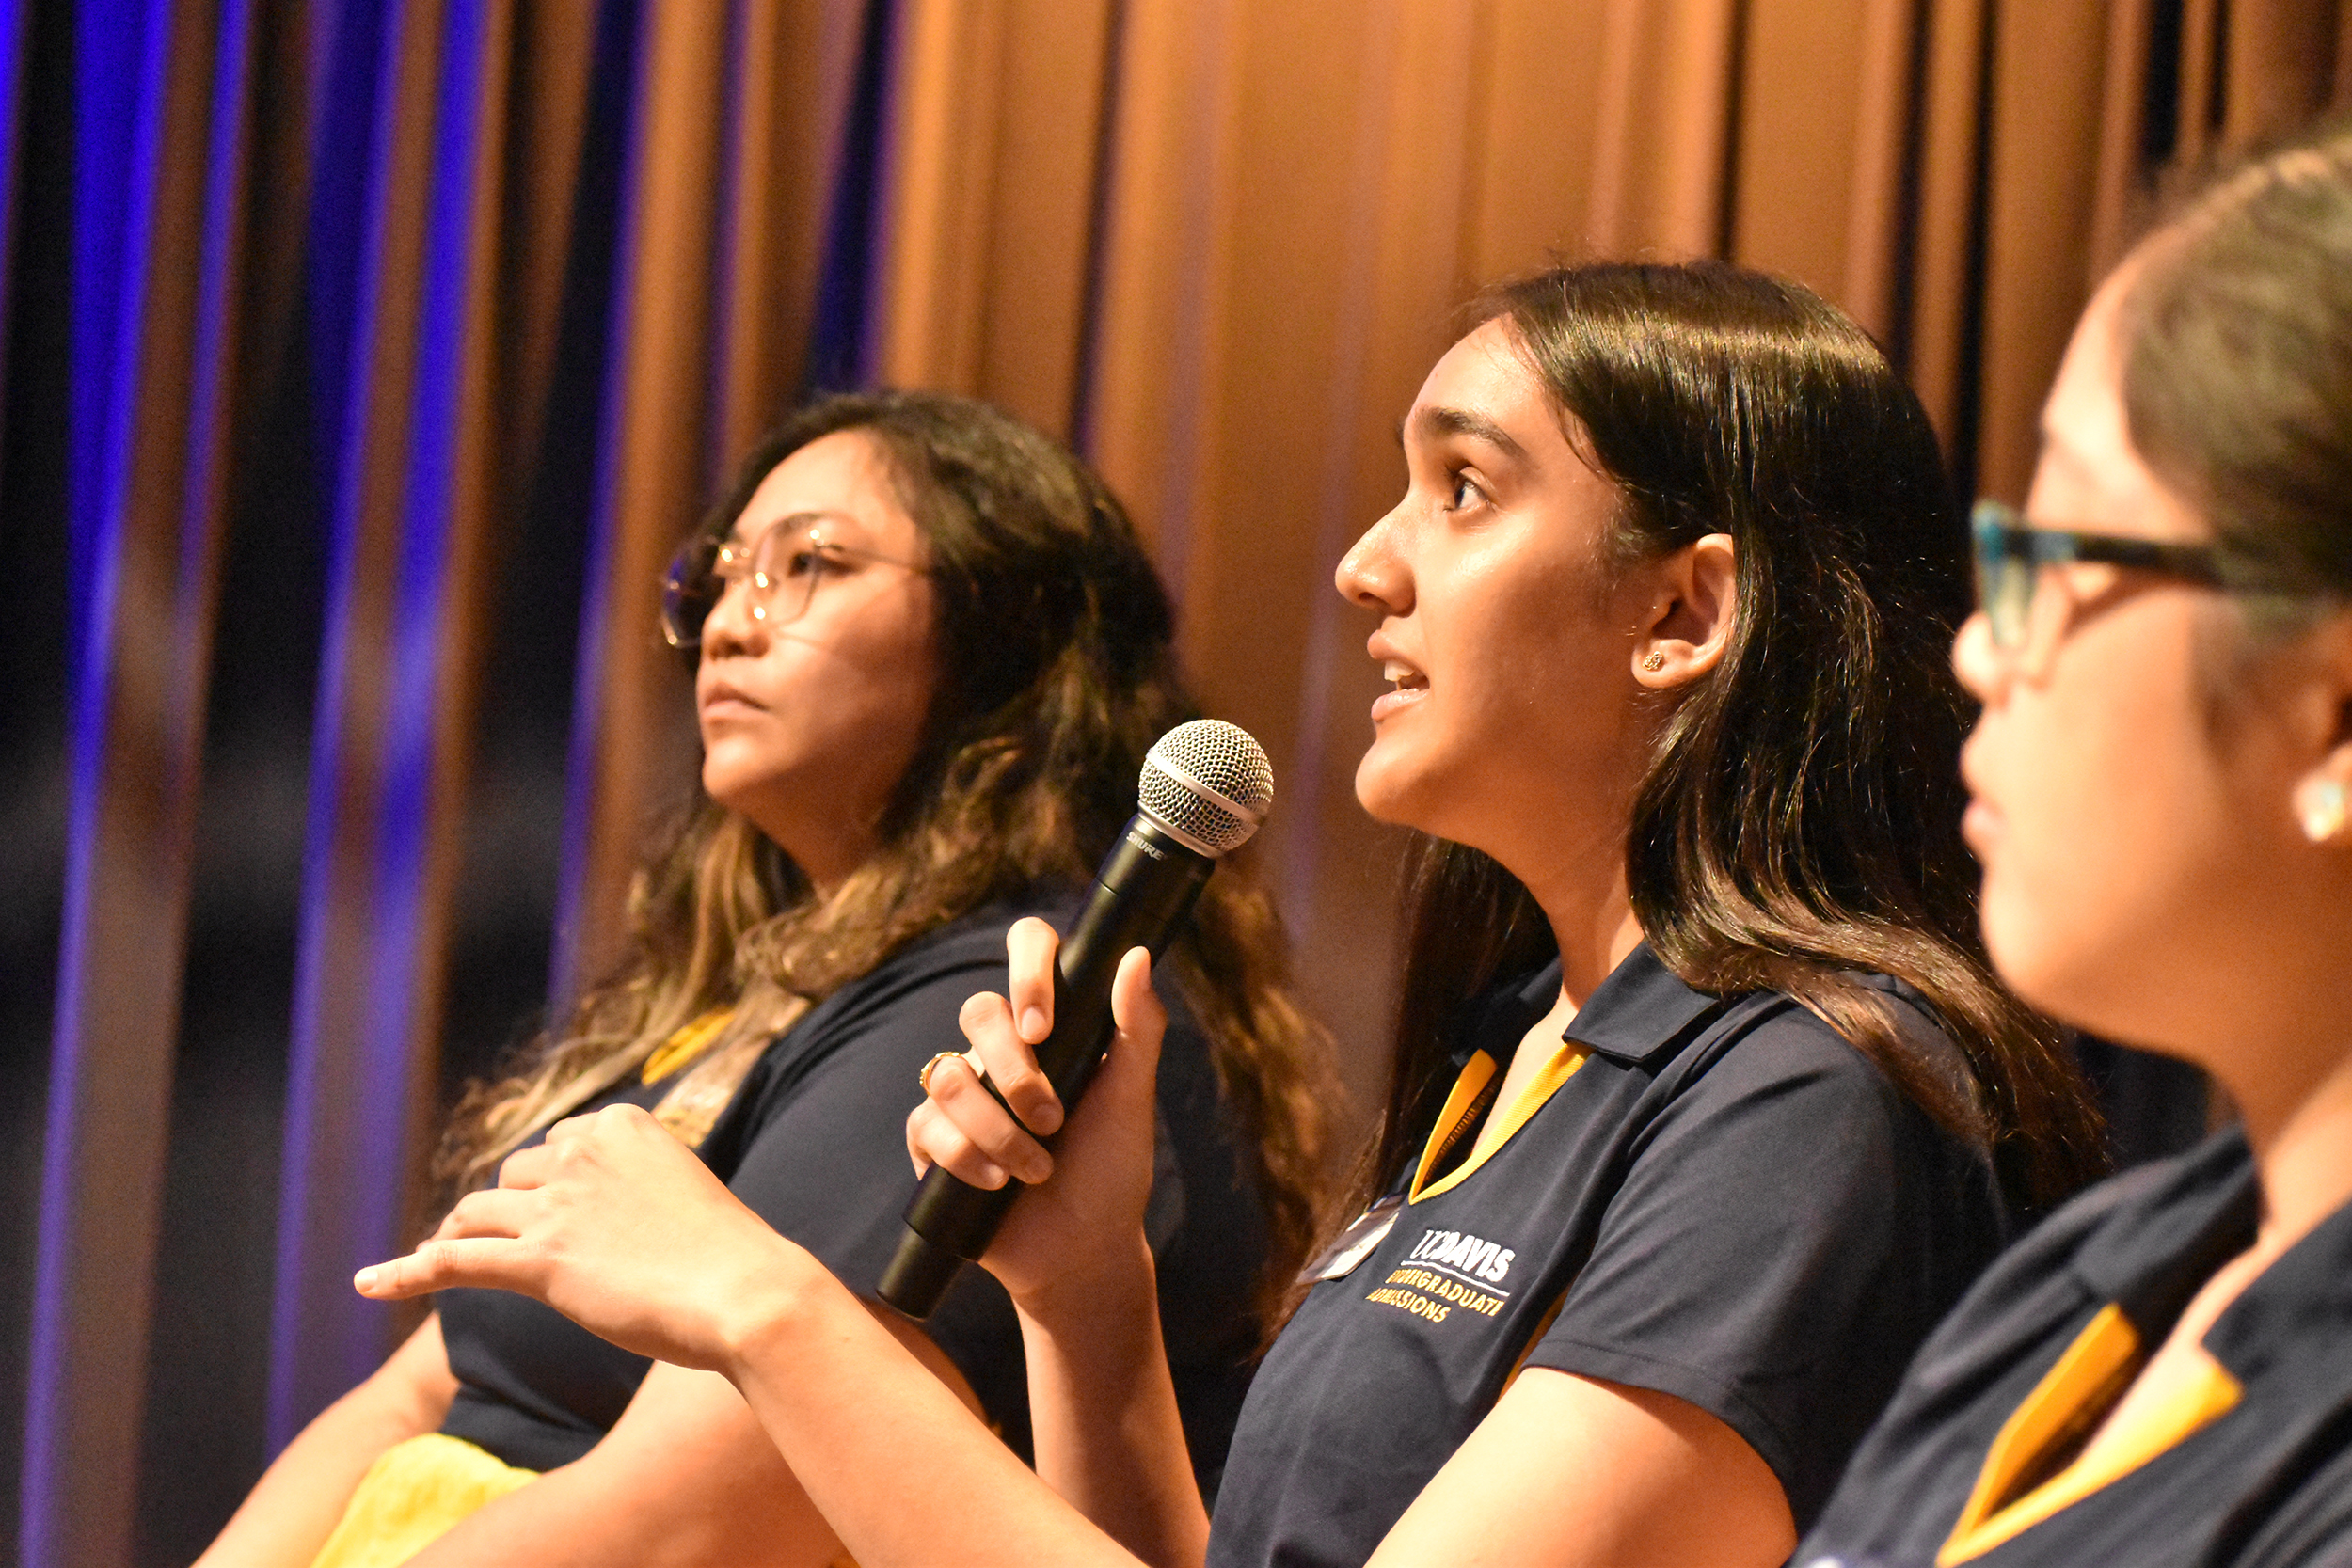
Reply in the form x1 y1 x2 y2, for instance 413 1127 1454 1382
877 720 1274 1319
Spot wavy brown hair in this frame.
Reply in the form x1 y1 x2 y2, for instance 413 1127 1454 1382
439 390 1334 1322
1339 262 2106 1242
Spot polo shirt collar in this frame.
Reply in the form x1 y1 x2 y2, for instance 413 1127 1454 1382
2208 1190 2352 1384
1467 943 1725 1069
2068 1126 2352 1386
1569 944 1731 1064
2072 1129 2259 1328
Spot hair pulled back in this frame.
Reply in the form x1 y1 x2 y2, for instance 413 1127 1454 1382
2122 123 2352 614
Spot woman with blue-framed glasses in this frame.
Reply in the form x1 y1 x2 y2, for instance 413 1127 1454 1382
1790 127 2352 1567
1967 499 2318 674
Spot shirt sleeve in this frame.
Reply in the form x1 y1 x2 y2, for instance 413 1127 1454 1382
716 929 1033 1432
1521 1002 1999 1529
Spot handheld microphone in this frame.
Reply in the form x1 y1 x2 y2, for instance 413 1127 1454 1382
877 720 1274 1319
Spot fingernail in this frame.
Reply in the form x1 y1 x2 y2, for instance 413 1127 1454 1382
1020 1006 1048 1040
353 1267 378 1291
1030 1101 1064 1134
1022 1153 1055 1184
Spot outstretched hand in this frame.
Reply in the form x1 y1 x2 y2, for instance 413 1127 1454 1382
355 1103 817 1372
906 919 1166 1307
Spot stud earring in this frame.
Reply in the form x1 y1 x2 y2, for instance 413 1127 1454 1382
1641 652 1666 673
2296 775 2350 845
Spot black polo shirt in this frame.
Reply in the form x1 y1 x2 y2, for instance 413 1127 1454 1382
1797 1127 2352 1568
1205 944 2006 1568
436 895 1270 1497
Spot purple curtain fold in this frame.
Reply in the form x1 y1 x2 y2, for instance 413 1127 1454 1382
547 0 650 1020
270 0 501 1448
29 0 257 1561
0 0 25 429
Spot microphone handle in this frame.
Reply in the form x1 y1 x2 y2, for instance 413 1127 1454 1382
878 815 1215 1317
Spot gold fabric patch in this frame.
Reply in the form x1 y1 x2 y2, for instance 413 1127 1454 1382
641 1007 738 1085
307 1433 536 1568
1938 1302 2242 1563
646 996 809 1149
1409 1038 1590 1204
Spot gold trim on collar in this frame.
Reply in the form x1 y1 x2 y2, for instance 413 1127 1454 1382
1409 1038 1591 1204
643 1008 737 1085
1937 1303 2242 1564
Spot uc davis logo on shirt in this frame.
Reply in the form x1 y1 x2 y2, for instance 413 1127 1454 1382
1363 1229 1516 1324
1407 1228 1515 1281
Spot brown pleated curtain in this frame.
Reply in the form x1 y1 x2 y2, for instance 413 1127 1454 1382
855 0 2352 1087
409 0 2352 1194
20 1 2352 1564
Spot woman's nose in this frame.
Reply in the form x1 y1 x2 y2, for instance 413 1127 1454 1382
1335 507 1412 613
1950 610 2001 703
699 578 766 659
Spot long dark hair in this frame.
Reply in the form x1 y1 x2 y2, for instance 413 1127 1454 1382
1358 261 2105 1226
442 390 1334 1323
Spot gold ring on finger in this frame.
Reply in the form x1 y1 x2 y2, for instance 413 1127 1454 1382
917 1051 967 1095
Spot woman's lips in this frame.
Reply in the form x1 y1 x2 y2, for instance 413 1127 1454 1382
1957 737 1998 856
698 682 765 721
1962 797 2001 857
1370 659 1428 723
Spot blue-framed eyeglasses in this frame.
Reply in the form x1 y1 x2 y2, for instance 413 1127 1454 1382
1968 499 2310 653
661 514 918 650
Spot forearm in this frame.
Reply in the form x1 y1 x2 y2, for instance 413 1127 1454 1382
195 1322 455 1568
1016 1238 1210 1568
721 1239 1149 1568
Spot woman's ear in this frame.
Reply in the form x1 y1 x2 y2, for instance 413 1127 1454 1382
2290 613 2352 847
2295 760 2352 846
1632 532 1738 688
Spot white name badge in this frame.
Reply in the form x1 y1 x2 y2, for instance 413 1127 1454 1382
1301 1194 1404 1283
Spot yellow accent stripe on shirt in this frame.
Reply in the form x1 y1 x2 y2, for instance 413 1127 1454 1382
1410 1052 1499 1201
1415 1038 1590 1204
1938 1303 2243 1564
642 1007 737 1085
307 1433 536 1568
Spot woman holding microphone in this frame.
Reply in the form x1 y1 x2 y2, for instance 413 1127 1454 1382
357 261 2106 1568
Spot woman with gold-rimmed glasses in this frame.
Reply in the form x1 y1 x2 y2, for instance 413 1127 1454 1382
659 512 921 652
195 390 1332 1568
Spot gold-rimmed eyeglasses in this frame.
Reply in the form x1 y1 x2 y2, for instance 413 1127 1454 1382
660 515 919 650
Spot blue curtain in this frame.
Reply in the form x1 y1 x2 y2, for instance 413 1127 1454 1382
8 2 882 1560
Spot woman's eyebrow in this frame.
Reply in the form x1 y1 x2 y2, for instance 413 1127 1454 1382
1401 405 1529 462
736 508 852 546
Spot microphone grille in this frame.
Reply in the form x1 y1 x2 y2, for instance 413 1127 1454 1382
1139 721 1274 857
